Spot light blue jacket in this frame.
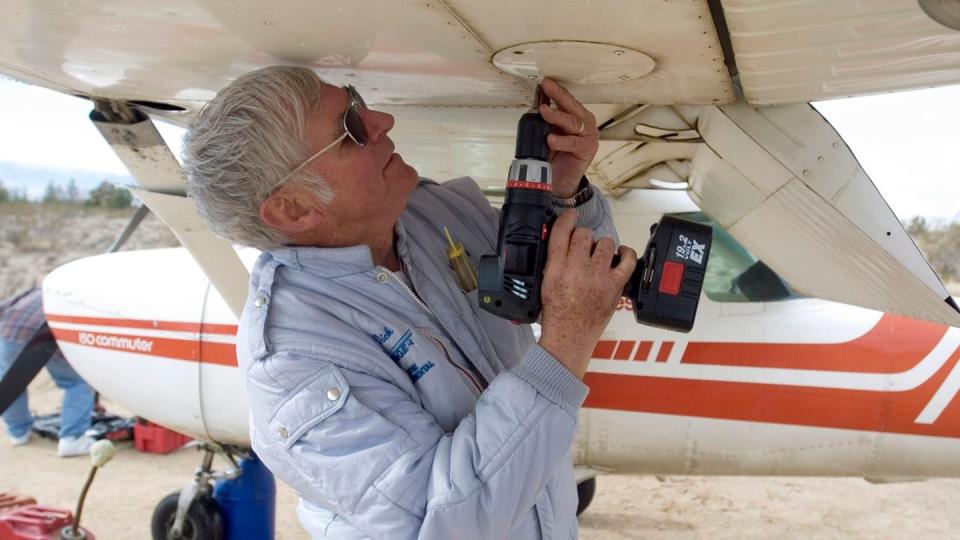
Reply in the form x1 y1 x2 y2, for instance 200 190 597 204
238 177 617 539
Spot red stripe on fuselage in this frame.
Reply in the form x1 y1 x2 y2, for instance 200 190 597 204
613 341 635 360
592 341 616 360
682 313 946 373
633 341 652 361
583 345 960 439
656 342 674 362
47 313 960 438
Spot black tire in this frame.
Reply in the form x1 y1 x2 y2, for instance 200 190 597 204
576 477 596 516
151 491 224 540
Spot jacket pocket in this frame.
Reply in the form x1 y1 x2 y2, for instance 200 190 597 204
267 363 418 513
267 366 349 449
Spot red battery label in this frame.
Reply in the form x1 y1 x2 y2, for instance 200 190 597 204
658 260 685 296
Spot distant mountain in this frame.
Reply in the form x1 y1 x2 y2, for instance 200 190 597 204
0 161 134 200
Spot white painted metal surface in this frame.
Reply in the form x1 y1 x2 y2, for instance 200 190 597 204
724 0 960 104
491 41 657 85
691 102 960 327
0 0 732 116
576 410 960 477
129 188 249 317
42 249 211 439
4 1 957 111
90 114 188 194
198 247 258 443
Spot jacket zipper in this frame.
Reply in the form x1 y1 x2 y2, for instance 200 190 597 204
378 266 488 395
414 328 485 396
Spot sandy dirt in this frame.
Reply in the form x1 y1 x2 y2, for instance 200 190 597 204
3 204 960 538
0 203 179 299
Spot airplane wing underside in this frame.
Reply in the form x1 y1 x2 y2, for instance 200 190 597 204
1 0 959 324
2 1 957 115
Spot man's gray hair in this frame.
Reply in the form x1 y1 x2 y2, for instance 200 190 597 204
183 65 334 249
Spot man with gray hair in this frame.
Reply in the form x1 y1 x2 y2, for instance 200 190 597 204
184 65 635 538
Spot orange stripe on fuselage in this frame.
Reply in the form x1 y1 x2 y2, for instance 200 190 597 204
45 314 238 336
50 327 238 367
583 346 960 439
681 313 947 373
613 341 635 360
47 313 960 438
633 341 652 361
656 342 674 362
592 341 616 360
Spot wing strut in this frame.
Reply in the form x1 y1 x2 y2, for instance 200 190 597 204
88 100 249 317
106 203 150 253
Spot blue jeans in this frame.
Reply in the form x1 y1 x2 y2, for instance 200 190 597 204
0 339 95 438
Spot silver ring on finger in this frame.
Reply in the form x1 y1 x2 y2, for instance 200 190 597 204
574 117 585 135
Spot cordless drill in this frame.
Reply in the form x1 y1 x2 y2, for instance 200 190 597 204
479 85 712 332
478 86 556 323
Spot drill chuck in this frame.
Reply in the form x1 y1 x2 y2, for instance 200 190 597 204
515 110 552 162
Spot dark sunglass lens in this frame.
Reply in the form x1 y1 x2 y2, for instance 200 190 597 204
350 86 367 110
344 108 368 146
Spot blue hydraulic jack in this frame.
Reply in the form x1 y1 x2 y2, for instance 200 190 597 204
214 453 276 540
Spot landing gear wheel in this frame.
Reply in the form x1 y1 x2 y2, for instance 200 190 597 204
576 477 596 516
151 491 224 540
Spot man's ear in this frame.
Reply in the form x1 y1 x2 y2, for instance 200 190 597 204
259 184 325 236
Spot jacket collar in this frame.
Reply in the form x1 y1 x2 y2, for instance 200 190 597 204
267 220 410 278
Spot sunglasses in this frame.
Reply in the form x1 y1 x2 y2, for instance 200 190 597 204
275 85 369 187
338 85 369 147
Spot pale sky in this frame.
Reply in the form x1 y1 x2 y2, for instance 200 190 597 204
0 76 185 174
813 86 960 224
0 75 957 223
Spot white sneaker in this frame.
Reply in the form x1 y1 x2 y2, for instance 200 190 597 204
57 435 96 458
9 432 31 446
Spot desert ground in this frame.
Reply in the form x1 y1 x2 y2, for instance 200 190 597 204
0 203 180 299
2 204 960 538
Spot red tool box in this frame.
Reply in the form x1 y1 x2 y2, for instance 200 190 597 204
133 421 191 454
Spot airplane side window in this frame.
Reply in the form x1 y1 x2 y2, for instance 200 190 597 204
670 212 800 303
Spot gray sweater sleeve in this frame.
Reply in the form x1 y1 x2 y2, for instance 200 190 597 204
572 182 619 243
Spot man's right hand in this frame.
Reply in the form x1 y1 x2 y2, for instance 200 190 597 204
538 209 637 380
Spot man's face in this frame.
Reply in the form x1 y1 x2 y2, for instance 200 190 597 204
302 83 419 244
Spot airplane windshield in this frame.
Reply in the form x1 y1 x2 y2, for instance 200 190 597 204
671 212 801 303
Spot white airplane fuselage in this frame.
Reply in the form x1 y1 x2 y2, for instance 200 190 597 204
41 190 960 478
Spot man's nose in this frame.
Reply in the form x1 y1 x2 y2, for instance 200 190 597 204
362 109 394 142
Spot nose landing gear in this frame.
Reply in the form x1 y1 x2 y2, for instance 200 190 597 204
150 443 275 540
151 442 234 540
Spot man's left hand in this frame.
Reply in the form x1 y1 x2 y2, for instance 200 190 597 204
538 78 599 198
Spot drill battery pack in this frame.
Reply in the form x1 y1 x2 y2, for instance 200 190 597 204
626 216 712 333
